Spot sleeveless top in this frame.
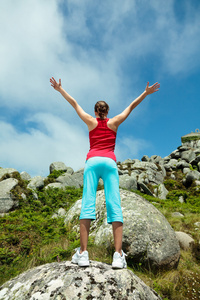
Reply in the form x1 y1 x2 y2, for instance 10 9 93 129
86 118 117 161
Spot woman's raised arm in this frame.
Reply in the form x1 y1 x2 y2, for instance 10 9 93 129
50 77 95 127
109 82 160 131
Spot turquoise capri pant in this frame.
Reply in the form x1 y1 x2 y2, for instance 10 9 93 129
79 156 123 224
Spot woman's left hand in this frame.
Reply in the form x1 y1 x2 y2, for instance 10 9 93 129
50 77 62 91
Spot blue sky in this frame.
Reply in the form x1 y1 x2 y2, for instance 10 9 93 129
0 0 200 177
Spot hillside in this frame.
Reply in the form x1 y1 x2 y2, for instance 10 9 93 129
0 134 200 299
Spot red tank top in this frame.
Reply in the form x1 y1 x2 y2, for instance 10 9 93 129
86 118 117 161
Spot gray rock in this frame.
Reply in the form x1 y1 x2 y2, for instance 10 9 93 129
194 222 200 227
32 192 38 200
50 162 74 175
21 193 27 200
141 155 150 162
194 149 200 156
175 231 194 250
198 162 200 172
119 174 137 191
49 161 68 174
75 168 84 174
184 170 200 185
158 163 166 178
0 261 162 300
65 190 180 270
57 208 67 216
56 173 82 189
183 139 200 148
0 213 9 217
194 180 200 186
171 212 184 218
178 145 190 152
178 196 184 203
163 156 170 163
170 150 181 159
121 158 135 164
94 190 180 270
65 167 74 175
138 181 154 196
189 155 200 166
157 184 169 200
144 169 164 185
0 168 18 180
20 171 31 181
183 167 191 174
52 208 67 219
64 198 82 225
45 182 65 189
118 169 124 175
150 155 162 163
138 172 149 185
170 173 176 180
27 176 45 190
120 169 129 175
164 159 178 171
0 178 19 213
176 160 190 169
132 161 158 171
71 172 83 187
181 150 196 163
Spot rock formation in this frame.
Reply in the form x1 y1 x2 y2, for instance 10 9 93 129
64 189 180 270
0 261 161 300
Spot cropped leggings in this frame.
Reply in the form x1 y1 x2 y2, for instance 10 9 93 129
80 157 123 224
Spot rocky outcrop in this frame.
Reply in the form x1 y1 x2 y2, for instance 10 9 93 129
0 168 18 179
27 176 45 190
55 172 83 189
1 132 200 210
175 231 195 250
64 189 180 270
0 261 161 300
0 178 19 213
49 161 69 173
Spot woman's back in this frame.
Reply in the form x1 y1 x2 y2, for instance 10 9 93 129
86 118 117 161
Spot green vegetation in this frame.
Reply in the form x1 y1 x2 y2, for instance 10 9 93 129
181 136 200 143
0 186 82 285
0 172 200 300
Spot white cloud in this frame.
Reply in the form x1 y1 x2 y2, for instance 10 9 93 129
0 113 89 177
1 0 200 176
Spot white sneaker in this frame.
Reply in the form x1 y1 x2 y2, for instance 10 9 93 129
71 247 90 267
112 250 127 269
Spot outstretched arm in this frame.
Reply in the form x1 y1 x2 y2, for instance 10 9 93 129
109 82 160 130
50 77 95 126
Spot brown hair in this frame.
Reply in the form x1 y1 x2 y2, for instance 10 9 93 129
94 101 109 120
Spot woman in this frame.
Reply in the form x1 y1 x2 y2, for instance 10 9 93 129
50 77 160 268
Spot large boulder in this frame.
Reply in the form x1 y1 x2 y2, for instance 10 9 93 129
0 178 19 213
181 150 196 163
0 168 18 179
49 161 69 174
0 261 161 300
184 170 200 186
56 172 83 189
20 171 31 181
27 176 45 190
119 174 137 190
65 190 180 270
175 231 195 250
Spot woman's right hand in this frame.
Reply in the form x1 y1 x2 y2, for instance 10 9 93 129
50 77 62 91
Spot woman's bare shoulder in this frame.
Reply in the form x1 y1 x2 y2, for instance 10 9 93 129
107 118 118 132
